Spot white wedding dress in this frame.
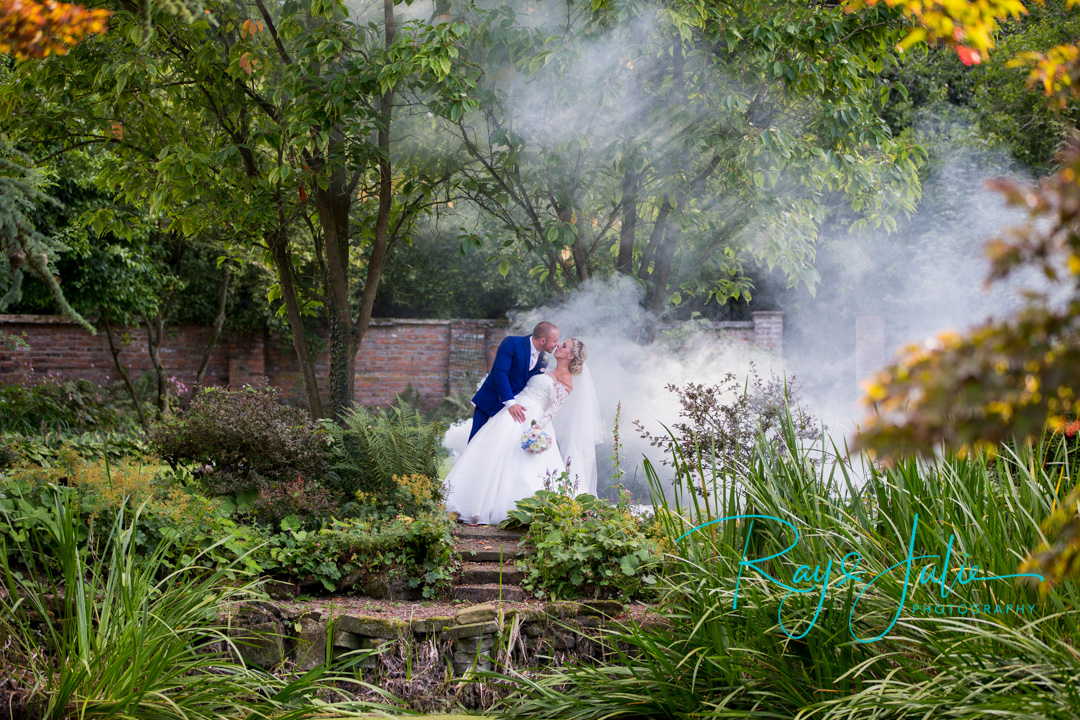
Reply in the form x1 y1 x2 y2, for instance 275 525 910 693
444 372 570 525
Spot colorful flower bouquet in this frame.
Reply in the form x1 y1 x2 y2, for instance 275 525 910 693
521 420 552 454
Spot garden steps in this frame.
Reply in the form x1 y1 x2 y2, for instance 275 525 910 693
452 523 529 603
451 583 527 603
455 524 527 541
461 561 525 585
455 539 524 563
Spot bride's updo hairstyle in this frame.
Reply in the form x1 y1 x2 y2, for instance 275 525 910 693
568 338 587 375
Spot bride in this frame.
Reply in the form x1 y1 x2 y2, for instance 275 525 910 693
444 338 595 525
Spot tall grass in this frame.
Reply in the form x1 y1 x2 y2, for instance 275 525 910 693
0 489 398 720
496 424 1080 719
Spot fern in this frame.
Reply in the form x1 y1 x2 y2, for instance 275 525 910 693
325 404 446 500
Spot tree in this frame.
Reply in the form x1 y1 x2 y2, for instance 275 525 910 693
879 0 1080 175
0 134 93 330
844 0 1080 589
840 0 1080 457
448 0 924 315
2 0 479 419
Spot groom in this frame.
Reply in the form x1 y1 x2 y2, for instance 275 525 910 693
469 321 560 441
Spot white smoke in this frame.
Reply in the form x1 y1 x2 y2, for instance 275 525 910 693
777 130 1044 436
508 275 779 500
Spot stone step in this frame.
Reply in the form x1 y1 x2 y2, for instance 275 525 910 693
462 562 524 585
455 524 528 542
455 539 525 563
452 584 528 603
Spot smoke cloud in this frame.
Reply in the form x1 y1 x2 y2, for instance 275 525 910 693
507 275 780 500
773 131 1043 435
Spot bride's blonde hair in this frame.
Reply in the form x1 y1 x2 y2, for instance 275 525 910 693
568 338 587 375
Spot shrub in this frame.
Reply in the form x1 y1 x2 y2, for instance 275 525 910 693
325 404 444 504
0 457 266 578
354 473 445 519
636 364 821 492
8 451 196 520
252 475 339 529
266 509 459 598
0 375 130 433
507 463 661 600
150 386 329 497
0 440 16 469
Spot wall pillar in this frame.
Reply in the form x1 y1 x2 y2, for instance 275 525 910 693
751 311 784 357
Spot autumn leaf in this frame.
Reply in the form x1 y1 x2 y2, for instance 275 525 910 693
0 0 110 60
956 45 982 65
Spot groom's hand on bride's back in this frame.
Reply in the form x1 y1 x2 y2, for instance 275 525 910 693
509 404 526 422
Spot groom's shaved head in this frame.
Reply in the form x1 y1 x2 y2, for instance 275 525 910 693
532 321 558 340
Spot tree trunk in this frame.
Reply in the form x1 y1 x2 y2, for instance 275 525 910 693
190 265 231 404
617 164 638 274
646 221 682 313
638 197 672 282
102 313 148 431
352 0 397 381
313 156 356 421
143 313 169 421
267 225 325 418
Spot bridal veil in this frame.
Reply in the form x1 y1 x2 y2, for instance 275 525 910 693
552 363 604 495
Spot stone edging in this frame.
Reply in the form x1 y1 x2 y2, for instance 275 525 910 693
228 599 627 676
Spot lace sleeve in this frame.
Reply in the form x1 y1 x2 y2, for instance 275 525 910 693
535 379 570 431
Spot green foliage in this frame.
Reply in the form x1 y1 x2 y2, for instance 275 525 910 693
0 428 148 467
0 492 393 719
496 428 1080 719
150 386 329 498
1 453 266 577
370 223 556 318
0 441 16 470
881 0 1080 173
506 477 661 601
252 474 339 530
0 134 92 331
325 404 445 505
455 0 923 308
0 375 133 434
266 510 459 598
352 472 445 522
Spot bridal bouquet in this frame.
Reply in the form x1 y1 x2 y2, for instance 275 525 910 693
521 420 552 454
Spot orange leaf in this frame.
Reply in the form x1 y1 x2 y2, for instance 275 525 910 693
956 46 982 66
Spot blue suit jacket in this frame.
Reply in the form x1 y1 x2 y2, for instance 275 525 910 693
472 335 547 417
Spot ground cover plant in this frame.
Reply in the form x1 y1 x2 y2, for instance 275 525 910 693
266 508 459 597
504 462 663 600
494 423 1080 719
324 404 445 515
0 374 131 434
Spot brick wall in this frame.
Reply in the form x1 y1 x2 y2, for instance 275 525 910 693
0 313 783 408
